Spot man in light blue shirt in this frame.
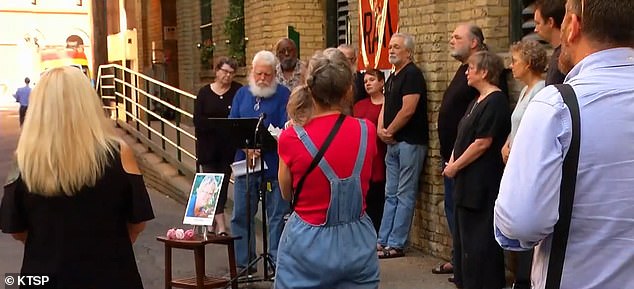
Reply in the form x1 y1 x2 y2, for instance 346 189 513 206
13 77 31 126
494 0 634 288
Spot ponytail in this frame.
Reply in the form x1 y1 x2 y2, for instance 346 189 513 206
287 84 314 126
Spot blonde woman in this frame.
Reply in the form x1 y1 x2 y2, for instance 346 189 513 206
0 66 154 288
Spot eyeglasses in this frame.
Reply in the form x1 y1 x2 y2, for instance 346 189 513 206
219 68 235 75
254 97 261 111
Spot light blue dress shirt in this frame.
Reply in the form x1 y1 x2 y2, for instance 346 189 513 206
494 48 634 289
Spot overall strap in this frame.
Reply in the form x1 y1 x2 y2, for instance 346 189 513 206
291 114 345 211
545 84 581 289
351 119 368 177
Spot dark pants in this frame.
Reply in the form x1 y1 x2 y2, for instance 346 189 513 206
453 204 506 289
509 250 533 288
442 160 456 266
200 164 231 214
366 180 386 233
19 106 27 126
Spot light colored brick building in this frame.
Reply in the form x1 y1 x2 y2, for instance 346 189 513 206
0 0 91 89
111 0 532 260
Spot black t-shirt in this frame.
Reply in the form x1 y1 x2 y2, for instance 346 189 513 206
353 71 368 103
383 62 428 145
0 153 155 289
453 91 510 210
546 46 566 85
438 64 479 161
193 81 242 165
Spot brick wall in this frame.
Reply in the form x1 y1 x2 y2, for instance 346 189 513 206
212 0 231 62
244 0 325 66
395 0 511 260
175 0 200 113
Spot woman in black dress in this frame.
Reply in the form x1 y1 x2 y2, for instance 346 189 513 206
193 57 242 235
443 51 510 289
0 66 154 289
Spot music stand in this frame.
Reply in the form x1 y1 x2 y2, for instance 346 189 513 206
202 117 277 286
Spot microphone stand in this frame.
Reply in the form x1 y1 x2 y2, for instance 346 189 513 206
227 113 275 288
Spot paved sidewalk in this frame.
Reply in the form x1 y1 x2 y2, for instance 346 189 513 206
0 106 457 289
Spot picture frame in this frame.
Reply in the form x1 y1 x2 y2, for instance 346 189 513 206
183 173 225 226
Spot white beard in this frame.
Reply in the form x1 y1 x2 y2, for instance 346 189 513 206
248 77 278 98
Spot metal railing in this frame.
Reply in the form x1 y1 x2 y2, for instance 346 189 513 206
96 64 197 177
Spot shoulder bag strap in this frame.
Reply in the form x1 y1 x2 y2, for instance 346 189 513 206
545 84 581 289
291 114 346 211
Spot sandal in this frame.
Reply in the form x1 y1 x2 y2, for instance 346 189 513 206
218 232 229 237
376 244 385 251
431 262 454 274
377 247 404 259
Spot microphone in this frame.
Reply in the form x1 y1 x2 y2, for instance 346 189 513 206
255 112 267 134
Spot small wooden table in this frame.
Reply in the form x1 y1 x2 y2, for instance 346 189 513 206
157 235 240 289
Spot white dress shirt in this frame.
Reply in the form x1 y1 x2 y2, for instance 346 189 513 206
495 48 634 289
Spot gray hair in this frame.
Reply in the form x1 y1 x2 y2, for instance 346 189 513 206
465 24 488 51
392 33 416 60
337 44 357 54
252 50 278 68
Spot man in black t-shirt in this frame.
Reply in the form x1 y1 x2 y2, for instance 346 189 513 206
435 23 486 279
534 0 566 85
376 33 428 258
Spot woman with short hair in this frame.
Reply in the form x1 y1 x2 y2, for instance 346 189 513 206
193 57 242 235
353 68 387 233
443 50 510 289
501 39 547 289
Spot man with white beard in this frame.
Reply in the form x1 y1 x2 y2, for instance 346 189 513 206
229 50 291 275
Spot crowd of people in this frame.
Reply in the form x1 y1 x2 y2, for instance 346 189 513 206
1 0 632 288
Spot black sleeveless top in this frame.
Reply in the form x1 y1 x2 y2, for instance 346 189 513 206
0 152 154 289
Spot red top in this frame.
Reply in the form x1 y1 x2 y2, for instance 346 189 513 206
278 114 377 225
353 98 387 182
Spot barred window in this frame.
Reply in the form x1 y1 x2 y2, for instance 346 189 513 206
326 0 350 47
510 0 541 43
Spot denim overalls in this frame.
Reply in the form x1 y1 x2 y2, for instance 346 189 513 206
274 119 380 289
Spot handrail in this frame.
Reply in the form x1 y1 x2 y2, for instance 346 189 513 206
95 63 198 177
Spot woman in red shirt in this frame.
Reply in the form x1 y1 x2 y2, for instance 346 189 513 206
276 48 379 289
353 68 386 233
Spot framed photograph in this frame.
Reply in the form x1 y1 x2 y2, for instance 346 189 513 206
183 173 225 226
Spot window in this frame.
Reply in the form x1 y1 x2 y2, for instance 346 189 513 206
200 0 213 67
510 0 540 43
326 0 350 47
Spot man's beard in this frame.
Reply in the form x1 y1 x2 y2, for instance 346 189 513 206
248 77 278 98
450 46 469 62
388 55 401 65
280 58 297 71
558 30 574 75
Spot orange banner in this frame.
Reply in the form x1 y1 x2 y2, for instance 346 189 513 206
358 0 399 70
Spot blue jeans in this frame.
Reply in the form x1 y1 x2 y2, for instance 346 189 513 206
378 142 427 249
443 161 456 265
231 174 289 269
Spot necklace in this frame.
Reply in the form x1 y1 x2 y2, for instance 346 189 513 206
468 101 479 116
